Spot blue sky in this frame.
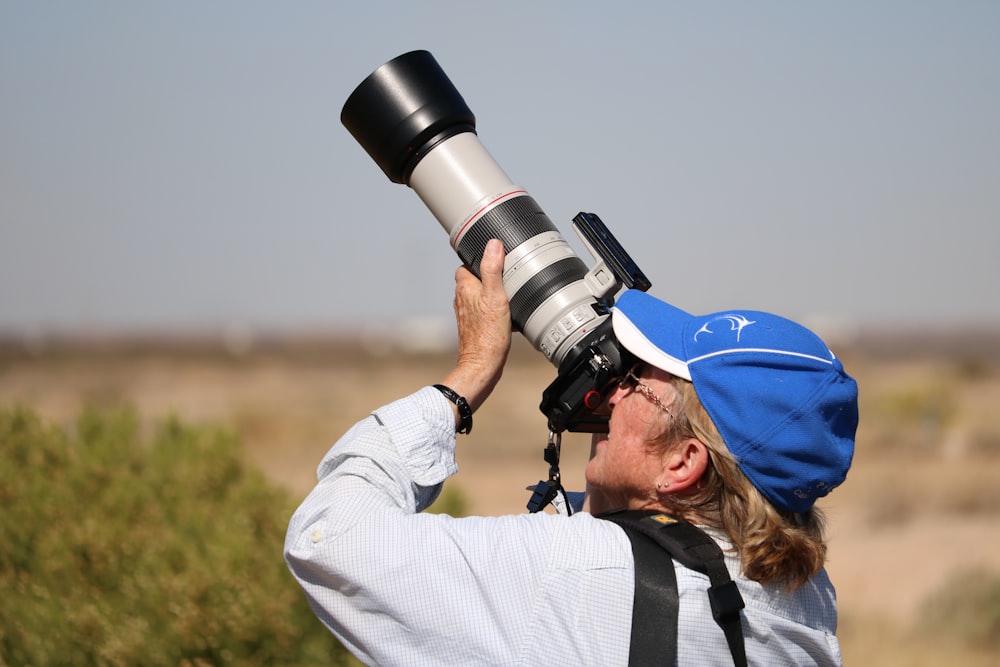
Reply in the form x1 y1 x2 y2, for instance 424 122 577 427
2 1 998 338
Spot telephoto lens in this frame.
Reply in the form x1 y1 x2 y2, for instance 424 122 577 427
341 50 610 368
343 50 652 432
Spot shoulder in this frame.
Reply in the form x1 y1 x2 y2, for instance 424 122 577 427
551 511 635 569
448 510 635 572
681 526 839 633
669 531 841 663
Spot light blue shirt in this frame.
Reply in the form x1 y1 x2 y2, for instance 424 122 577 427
285 387 843 666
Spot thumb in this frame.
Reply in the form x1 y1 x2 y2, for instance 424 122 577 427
480 239 506 292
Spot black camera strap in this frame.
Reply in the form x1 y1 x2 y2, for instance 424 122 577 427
600 510 747 667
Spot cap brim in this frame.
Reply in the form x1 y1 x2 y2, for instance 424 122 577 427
611 290 693 380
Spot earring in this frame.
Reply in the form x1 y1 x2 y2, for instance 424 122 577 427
657 482 669 490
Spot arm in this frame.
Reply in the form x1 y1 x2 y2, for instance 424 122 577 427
284 386 548 665
285 239 529 664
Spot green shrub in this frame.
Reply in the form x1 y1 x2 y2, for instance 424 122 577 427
0 405 352 667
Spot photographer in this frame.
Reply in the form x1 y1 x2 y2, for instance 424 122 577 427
285 238 857 666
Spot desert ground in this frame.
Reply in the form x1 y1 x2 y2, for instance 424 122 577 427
2 328 999 665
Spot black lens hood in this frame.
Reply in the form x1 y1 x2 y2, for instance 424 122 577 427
341 50 476 184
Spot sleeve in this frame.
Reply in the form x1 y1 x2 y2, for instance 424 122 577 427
283 387 552 666
309 385 459 516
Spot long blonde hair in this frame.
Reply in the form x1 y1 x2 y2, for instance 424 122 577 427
654 376 827 590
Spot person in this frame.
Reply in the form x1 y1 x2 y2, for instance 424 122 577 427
285 238 858 666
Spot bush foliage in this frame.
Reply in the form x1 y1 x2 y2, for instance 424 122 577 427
919 567 1000 651
0 406 351 666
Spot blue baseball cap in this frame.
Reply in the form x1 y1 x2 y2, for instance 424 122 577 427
611 289 858 513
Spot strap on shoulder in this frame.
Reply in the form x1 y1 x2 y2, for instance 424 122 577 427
602 510 748 667
619 524 679 666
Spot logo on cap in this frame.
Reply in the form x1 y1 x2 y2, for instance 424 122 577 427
794 480 841 501
693 314 756 343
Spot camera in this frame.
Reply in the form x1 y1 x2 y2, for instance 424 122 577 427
341 50 650 432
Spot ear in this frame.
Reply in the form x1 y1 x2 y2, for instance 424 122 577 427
656 438 709 493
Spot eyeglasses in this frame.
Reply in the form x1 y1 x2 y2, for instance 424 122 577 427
618 366 673 417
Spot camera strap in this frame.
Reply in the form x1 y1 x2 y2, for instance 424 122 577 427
525 431 573 515
600 510 747 667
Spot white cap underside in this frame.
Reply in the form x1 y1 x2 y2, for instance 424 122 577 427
612 309 692 380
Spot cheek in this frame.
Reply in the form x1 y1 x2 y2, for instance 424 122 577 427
587 399 665 484
589 437 637 479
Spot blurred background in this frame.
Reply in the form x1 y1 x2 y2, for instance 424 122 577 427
2 2 999 665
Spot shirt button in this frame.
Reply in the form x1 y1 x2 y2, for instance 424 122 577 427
310 529 324 543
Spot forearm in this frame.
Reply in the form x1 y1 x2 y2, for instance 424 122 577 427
437 238 511 429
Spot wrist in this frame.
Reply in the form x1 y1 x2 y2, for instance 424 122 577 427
432 384 473 434
440 365 501 414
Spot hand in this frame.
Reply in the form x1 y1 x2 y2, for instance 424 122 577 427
440 239 511 414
